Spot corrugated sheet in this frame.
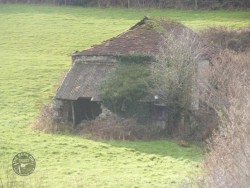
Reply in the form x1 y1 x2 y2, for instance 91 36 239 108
55 62 115 100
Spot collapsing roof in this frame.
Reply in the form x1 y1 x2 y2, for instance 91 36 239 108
73 16 196 57
55 17 200 101
55 62 115 101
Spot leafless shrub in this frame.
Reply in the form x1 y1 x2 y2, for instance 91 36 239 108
147 30 219 140
150 30 208 115
200 26 250 53
32 104 73 133
33 104 162 140
200 50 250 114
78 116 162 140
198 51 250 187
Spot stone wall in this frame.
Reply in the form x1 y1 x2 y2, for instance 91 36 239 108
52 99 71 123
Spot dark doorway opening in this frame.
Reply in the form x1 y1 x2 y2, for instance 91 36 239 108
151 105 168 121
69 98 102 125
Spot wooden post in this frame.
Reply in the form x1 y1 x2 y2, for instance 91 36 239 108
194 0 198 10
71 101 75 126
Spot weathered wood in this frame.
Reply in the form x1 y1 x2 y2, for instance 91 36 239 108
71 101 75 126
194 0 198 9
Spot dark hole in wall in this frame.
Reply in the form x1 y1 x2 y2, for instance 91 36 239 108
151 105 168 121
68 97 102 125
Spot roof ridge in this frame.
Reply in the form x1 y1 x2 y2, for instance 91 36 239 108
73 17 195 56
129 16 149 30
85 17 165 52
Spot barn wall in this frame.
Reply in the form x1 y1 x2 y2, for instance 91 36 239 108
52 99 71 123
191 59 210 111
148 103 217 140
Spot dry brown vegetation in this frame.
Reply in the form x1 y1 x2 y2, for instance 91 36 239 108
150 30 207 114
33 105 163 140
181 26 250 187
198 49 250 187
32 104 74 133
77 117 164 140
200 26 250 53
149 29 217 141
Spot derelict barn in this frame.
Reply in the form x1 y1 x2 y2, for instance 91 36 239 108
53 62 115 125
53 17 209 128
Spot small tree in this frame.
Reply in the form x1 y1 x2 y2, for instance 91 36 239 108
149 30 206 115
99 54 152 120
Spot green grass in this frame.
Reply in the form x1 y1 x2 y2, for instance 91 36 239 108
0 4 249 187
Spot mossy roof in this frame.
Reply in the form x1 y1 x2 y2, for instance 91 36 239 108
56 18 203 101
55 62 115 100
73 17 196 56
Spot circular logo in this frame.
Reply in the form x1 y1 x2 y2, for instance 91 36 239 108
12 152 36 176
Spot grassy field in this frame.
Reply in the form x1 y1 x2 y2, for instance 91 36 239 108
0 4 249 187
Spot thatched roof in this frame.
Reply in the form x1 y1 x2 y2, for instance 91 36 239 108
73 16 195 57
55 62 115 100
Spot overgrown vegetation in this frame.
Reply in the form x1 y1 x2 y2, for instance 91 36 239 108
0 4 249 187
33 104 164 140
100 54 152 120
78 117 165 140
144 18 166 34
193 27 250 187
200 26 250 53
150 30 206 115
33 104 75 133
196 50 250 188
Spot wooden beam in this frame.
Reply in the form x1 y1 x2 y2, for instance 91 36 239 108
71 101 75 126
194 0 198 10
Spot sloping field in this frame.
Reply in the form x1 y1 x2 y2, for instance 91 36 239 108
0 4 249 187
